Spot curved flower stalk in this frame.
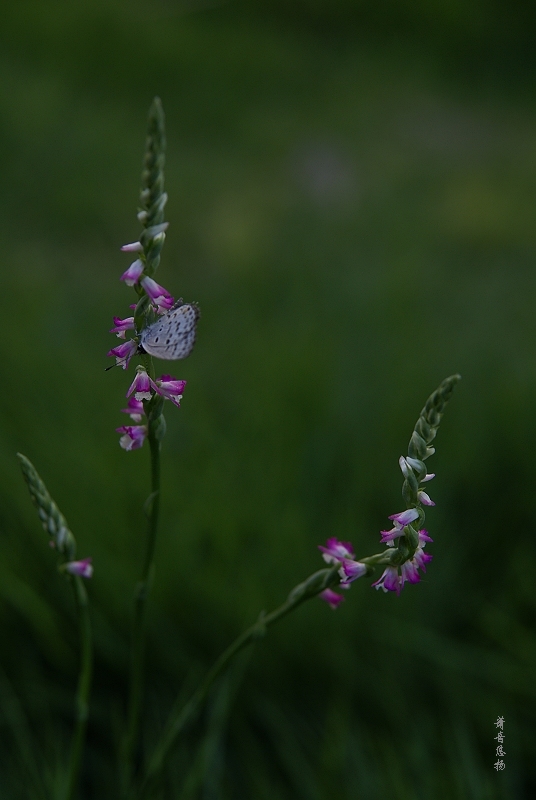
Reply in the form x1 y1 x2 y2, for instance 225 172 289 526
319 374 461 600
138 376 461 795
17 454 93 800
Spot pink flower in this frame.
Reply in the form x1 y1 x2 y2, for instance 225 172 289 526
141 276 174 311
110 315 135 339
121 397 145 422
389 508 419 527
121 241 143 252
127 368 152 401
417 490 435 506
116 425 147 451
121 258 145 286
413 530 433 573
319 588 345 610
380 507 420 544
318 537 355 565
107 339 138 370
339 559 367 585
400 559 421 585
65 557 93 579
371 565 401 595
150 375 187 407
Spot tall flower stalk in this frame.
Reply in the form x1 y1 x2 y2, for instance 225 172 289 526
108 97 190 792
17 454 93 800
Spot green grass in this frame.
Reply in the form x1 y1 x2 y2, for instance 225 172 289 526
0 2 534 797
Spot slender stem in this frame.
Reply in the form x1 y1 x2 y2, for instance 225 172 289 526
138 565 340 799
64 576 93 800
123 424 161 791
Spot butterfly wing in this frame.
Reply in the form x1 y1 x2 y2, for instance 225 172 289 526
140 303 199 360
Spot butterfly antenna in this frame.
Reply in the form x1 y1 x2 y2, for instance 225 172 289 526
105 356 128 371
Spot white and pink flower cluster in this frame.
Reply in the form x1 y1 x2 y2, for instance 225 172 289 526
317 456 436 605
107 228 174 372
108 232 187 451
116 368 186 451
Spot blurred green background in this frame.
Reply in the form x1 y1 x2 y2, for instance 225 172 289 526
1 1 535 797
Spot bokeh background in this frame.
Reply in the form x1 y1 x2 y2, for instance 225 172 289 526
1 1 535 797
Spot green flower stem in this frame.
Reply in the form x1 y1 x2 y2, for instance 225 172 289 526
64 575 93 800
123 418 162 790
138 565 341 798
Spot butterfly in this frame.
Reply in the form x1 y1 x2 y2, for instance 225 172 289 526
139 299 200 360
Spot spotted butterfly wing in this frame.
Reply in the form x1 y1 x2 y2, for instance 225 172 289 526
139 300 199 360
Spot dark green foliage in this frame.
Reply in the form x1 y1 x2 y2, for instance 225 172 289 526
0 2 534 797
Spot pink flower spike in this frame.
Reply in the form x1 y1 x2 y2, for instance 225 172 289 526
116 425 147 451
339 559 367 584
318 538 355 565
110 316 135 339
319 588 345 610
127 368 152 401
372 566 401 595
65 557 93 579
121 397 145 422
151 376 187 407
141 276 174 310
107 339 138 369
121 259 144 286
121 241 143 252
388 508 419 528
417 490 435 507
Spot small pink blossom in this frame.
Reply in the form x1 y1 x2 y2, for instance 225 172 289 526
319 588 345 610
413 530 433 573
110 315 135 339
116 425 147 451
107 339 138 370
65 558 93 579
389 508 419 527
372 565 401 595
150 375 187 407
121 241 143 252
121 397 145 422
121 259 144 286
417 529 433 544
417 490 435 506
380 507 420 543
400 560 421 585
141 276 174 310
318 538 355 565
339 559 367 585
127 368 152 401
